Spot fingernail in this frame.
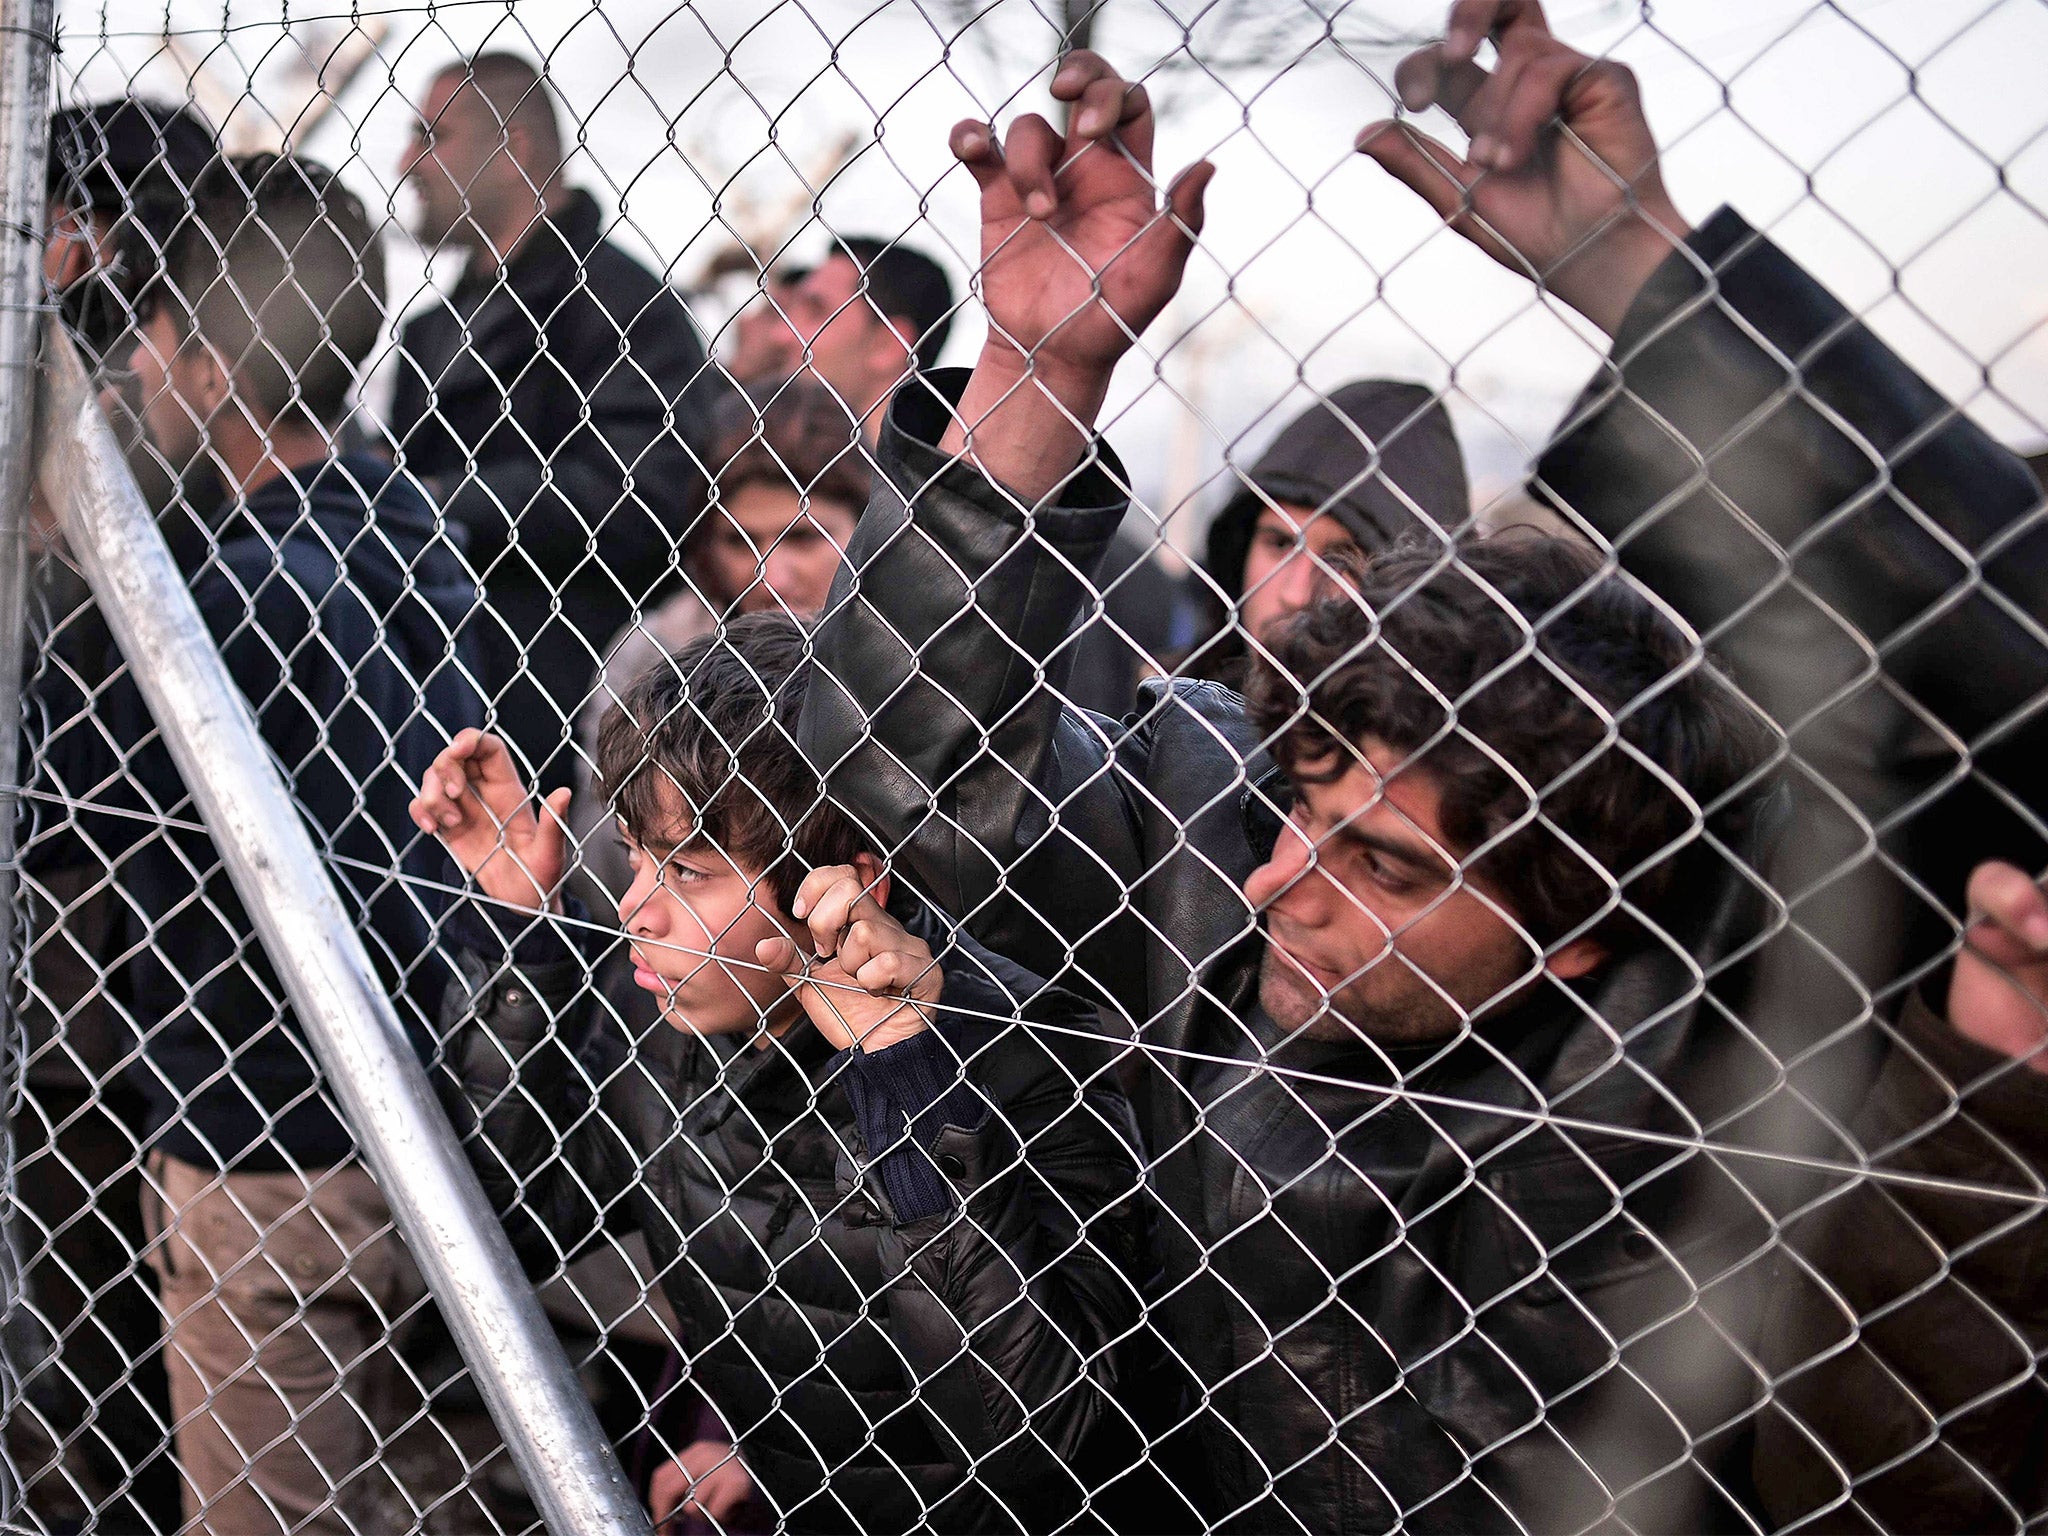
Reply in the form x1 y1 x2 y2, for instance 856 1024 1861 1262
2024 914 2048 948
1471 135 1500 168
957 128 983 155
1399 82 1429 112
1027 189 1056 218
1076 107 1103 137
790 897 807 919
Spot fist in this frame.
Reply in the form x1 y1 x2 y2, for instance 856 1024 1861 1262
756 864 943 1054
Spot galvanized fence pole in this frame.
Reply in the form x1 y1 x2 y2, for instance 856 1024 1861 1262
0 0 57 1519
31 323 655 1536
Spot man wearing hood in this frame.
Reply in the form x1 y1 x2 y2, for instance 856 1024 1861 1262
30 153 486 1534
1195 379 1469 680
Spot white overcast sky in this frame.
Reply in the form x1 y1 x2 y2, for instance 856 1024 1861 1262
58 0 2048 549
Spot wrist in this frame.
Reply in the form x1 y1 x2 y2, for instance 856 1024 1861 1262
1558 204 1692 339
969 341 1114 422
855 1008 932 1055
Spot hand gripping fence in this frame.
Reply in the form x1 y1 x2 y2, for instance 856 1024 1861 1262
9 3 2048 1534
24 316 654 1536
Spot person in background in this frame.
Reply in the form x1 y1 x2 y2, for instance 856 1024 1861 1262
388 52 714 791
11 95 217 1534
33 151 487 1535
762 235 956 444
1191 379 1470 684
571 377 869 910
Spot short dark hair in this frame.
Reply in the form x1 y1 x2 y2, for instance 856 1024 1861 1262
833 236 954 371
708 377 870 517
145 152 385 429
440 52 563 170
594 613 870 914
48 98 214 247
1246 534 1774 948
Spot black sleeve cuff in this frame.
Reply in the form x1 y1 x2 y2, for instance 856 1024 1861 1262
838 1025 991 1224
880 366 1132 540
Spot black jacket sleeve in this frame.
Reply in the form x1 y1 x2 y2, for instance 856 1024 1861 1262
800 371 1181 1014
1533 206 2048 917
846 958 1150 1522
433 899 635 1271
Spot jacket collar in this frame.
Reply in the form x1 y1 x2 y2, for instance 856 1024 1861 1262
455 187 605 299
682 1017 842 1134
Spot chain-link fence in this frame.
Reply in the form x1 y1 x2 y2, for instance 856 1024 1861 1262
5 0 2047 1532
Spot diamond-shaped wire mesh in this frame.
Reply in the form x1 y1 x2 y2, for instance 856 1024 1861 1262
7 0 2048 1532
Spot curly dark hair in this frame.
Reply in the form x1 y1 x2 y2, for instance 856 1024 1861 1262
593 612 869 914
1245 533 1775 948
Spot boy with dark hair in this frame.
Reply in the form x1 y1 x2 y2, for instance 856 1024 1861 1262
30 151 487 1534
416 612 1154 1534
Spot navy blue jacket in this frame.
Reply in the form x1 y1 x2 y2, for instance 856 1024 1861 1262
28 454 486 1170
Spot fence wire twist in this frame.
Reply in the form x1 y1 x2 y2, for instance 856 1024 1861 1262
6 1 2048 1533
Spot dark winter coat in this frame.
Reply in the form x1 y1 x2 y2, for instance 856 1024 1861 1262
1749 986 2048 1532
797 207 2048 1531
387 189 714 780
436 901 1153 1534
26 454 486 1170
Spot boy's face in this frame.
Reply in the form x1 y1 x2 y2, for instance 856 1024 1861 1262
615 784 801 1039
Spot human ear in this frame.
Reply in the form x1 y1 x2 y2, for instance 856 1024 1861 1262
1544 936 1607 983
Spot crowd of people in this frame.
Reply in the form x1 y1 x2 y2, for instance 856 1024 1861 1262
12 3 2048 1532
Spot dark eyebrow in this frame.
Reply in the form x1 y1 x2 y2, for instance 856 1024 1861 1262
1323 820 1454 879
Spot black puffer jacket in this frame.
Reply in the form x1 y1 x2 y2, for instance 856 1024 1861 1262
437 903 1152 1534
799 209 2048 1532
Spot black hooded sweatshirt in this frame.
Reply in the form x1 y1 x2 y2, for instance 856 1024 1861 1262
27 454 487 1171
1193 378 1468 682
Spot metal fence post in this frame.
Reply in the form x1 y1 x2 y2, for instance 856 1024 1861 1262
31 323 654 1536
0 0 58 1519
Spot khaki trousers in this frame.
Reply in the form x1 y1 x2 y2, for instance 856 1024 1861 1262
143 1151 426 1535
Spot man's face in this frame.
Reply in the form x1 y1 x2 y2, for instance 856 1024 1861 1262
400 73 508 249
1241 742 1555 1046
128 308 213 474
781 255 910 422
724 275 807 381
615 787 800 1039
698 482 858 617
1238 503 1363 644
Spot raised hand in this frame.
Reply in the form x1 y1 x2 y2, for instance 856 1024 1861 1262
408 727 572 912
942 51 1213 501
755 863 943 1054
648 1439 753 1531
1947 860 2048 1076
1357 0 1687 336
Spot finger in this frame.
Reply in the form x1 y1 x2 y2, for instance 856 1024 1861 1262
1164 159 1214 238
1487 39 1588 171
1356 119 1483 224
835 914 914 979
755 934 806 981
1445 0 1550 64
1967 861 2048 952
1393 44 1490 119
854 948 937 1002
805 873 871 958
950 118 1006 194
1003 113 1065 220
542 785 574 829
789 863 855 921
1048 48 1120 106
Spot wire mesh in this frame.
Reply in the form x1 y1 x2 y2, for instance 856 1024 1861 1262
7 1 2048 1532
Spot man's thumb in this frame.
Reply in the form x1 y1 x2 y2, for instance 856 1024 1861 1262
1356 119 1479 223
755 935 804 981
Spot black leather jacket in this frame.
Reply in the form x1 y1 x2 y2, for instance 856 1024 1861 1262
800 209 2045 1533
435 905 1150 1534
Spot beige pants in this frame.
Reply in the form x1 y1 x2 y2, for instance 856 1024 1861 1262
142 1151 426 1536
